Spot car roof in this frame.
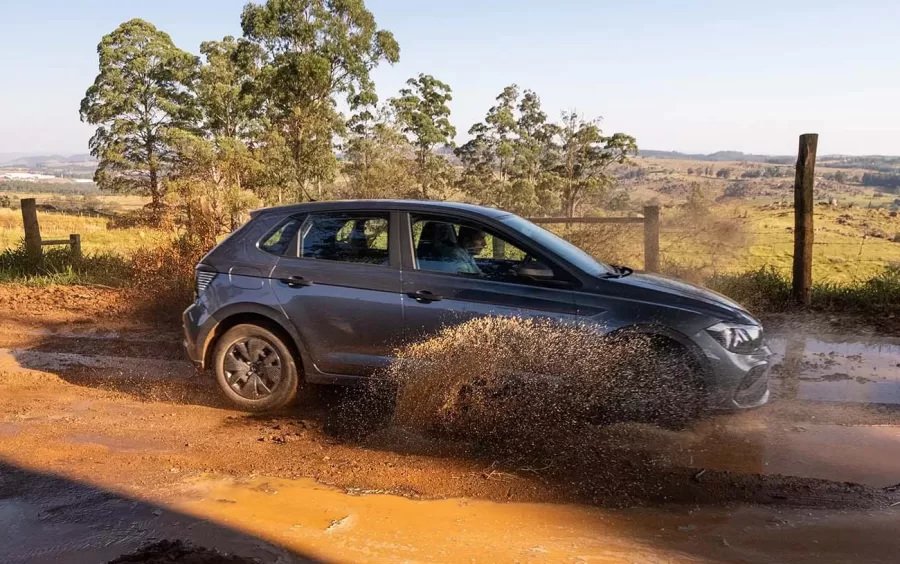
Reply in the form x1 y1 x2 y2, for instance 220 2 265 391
253 199 513 220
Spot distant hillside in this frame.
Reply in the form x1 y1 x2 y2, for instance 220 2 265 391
0 154 96 167
640 149 791 163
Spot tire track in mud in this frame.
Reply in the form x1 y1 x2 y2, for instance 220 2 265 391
0 348 191 378
0 326 184 361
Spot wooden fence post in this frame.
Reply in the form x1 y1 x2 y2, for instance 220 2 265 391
643 205 660 272
492 236 506 259
793 133 818 306
21 198 42 262
69 234 82 260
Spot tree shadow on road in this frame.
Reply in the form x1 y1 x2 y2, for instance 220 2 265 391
0 458 323 563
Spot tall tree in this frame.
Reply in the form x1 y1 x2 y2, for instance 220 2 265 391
79 19 199 216
166 131 262 245
343 104 416 199
456 85 518 204
197 36 260 140
239 0 400 202
456 86 557 214
390 74 456 199
548 111 637 217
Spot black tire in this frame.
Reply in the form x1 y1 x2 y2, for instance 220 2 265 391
213 324 299 412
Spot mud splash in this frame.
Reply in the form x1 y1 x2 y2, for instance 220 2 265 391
386 316 704 448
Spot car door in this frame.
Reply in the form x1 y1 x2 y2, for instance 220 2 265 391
398 211 578 348
270 210 404 377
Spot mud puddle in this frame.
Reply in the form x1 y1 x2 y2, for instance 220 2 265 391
169 473 900 564
618 418 900 488
768 336 900 404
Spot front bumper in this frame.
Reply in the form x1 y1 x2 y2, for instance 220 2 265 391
693 329 773 410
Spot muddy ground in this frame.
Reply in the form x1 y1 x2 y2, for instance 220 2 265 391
0 284 899 563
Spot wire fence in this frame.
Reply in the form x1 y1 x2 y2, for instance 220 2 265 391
548 208 900 283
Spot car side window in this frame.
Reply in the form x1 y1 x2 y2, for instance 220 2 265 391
410 214 562 284
259 216 304 256
300 213 390 265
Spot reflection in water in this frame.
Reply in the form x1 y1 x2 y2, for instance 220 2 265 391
601 334 900 488
767 336 900 405
650 419 900 488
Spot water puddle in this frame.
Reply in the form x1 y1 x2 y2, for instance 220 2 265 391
767 336 900 405
171 475 684 563
166 474 900 564
663 421 900 488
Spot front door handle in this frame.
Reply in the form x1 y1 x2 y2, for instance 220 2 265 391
409 290 442 303
281 275 313 288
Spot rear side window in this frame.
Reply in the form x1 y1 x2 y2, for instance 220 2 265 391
301 213 390 266
259 216 304 256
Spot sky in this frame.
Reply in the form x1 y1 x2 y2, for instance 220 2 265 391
1 0 899 156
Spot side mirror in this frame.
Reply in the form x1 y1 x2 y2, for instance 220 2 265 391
516 261 555 280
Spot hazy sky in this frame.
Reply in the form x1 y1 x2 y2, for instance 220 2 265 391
1 0 898 156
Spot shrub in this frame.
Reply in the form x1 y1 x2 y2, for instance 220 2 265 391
707 267 793 312
708 265 900 314
812 265 900 312
128 233 209 320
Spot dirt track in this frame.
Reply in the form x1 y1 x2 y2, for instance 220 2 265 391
1 285 899 563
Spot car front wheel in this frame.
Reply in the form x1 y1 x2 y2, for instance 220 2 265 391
213 324 299 412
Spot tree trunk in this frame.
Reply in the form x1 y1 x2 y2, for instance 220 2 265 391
419 149 429 200
146 137 161 225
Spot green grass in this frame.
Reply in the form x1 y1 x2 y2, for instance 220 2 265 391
0 245 132 287
708 265 900 313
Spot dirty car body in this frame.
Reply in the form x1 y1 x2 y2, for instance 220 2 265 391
183 200 771 412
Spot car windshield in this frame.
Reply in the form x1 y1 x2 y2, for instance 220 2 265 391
500 214 614 276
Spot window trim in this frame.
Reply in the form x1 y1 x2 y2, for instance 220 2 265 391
257 213 307 257
286 210 396 268
403 211 579 288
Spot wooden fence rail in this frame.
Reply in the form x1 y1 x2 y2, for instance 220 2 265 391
528 205 660 272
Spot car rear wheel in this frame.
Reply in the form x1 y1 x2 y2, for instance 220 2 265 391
213 324 299 412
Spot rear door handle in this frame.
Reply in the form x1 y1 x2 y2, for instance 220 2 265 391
281 275 313 288
409 290 442 303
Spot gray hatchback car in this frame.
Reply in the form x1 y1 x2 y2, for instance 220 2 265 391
183 200 771 413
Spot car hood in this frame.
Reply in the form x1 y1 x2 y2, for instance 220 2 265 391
613 271 755 322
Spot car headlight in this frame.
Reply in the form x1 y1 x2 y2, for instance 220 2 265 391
706 322 763 354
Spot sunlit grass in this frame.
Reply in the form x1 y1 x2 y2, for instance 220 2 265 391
0 208 171 256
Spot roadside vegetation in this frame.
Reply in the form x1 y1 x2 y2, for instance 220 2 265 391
2 0 900 322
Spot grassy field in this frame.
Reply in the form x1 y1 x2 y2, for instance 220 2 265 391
0 193 169 256
1 176 899 287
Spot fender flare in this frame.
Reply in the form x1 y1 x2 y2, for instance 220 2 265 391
201 302 315 374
